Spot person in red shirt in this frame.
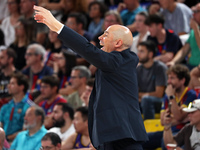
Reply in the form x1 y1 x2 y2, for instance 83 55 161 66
38 76 67 129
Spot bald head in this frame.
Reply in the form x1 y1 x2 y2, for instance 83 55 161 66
108 25 133 49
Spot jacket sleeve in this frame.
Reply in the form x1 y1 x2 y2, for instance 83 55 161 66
58 26 121 72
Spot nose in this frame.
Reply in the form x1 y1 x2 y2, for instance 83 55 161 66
98 34 103 40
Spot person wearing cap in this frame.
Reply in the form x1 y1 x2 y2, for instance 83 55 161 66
163 99 200 150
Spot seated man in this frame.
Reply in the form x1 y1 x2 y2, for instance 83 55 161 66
0 72 34 141
38 76 67 129
62 107 93 150
10 106 47 150
0 47 18 108
167 3 200 69
41 132 62 150
22 43 53 100
137 41 167 120
48 103 75 141
143 64 197 150
145 13 182 64
163 99 200 150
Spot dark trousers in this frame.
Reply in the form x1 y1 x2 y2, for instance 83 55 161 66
97 138 143 150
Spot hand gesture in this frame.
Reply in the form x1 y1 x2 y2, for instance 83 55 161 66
165 84 175 97
34 5 63 32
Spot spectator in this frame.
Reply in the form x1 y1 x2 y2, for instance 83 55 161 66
0 73 34 141
163 99 200 150
143 64 197 149
10 106 47 150
117 0 145 35
65 13 91 41
66 66 91 110
159 0 192 35
10 18 35 70
0 48 17 107
62 107 93 150
0 0 21 46
131 11 150 53
167 3 200 69
81 78 95 107
48 103 75 141
65 13 91 66
44 30 63 68
88 1 107 39
53 50 76 90
22 43 53 100
20 0 48 45
41 132 62 150
137 41 167 120
145 13 183 64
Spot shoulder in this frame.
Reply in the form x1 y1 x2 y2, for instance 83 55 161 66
153 61 167 70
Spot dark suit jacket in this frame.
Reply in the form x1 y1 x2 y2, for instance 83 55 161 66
58 26 148 148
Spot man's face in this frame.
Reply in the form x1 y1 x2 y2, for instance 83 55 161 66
52 105 65 127
188 110 200 126
69 70 82 90
41 140 60 150
24 107 37 129
73 111 87 133
65 17 79 32
137 45 150 64
0 50 10 69
25 49 38 66
20 0 34 15
148 23 159 37
8 78 22 95
40 83 56 100
98 26 115 52
167 72 183 92
135 14 146 32
158 0 170 9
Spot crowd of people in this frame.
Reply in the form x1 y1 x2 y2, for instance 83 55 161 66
0 0 200 149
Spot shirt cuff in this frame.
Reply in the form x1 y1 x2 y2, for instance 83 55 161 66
57 25 64 34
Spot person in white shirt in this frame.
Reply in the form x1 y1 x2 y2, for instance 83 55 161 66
48 103 75 141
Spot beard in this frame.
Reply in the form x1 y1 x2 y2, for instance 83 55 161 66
53 117 65 127
139 57 149 64
23 120 37 130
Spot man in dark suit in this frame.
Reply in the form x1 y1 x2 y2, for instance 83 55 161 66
34 5 148 150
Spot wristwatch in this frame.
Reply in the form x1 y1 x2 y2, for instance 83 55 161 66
168 95 175 100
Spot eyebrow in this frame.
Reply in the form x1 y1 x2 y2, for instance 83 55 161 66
104 31 109 34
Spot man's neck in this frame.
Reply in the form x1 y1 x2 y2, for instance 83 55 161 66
143 59 154 69
47 94 58 104
31 62 44 74
13 92 25 103
175 86 187 99
29 124 41 136
156 28 166 44
167 2 177 13
60 120 73 133
2 65 16 76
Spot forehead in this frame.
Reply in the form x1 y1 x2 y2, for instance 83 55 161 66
54 105 62 111
26 107 35 115
26 48 35 53
41 140 53 146
74 111 82 118
10 77 17 83
0 50 7 56
71 70 80 75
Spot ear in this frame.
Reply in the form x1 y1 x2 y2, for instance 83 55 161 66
78 23 83 30
56 143 61 149
63 112 69 119
115 39 123 48
8 57 14 64
19 84 25 93
181 78 186 85
148 51 154 58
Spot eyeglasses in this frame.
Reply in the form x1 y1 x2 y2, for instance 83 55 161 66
25 53 37 56
40 146 55 150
